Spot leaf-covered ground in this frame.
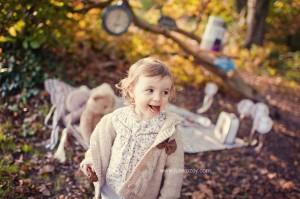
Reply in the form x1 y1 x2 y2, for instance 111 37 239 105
1 62 299 199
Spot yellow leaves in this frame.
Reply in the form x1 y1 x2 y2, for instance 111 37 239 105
75 31 87 41
122 32 155 60
46 20 51 25
16 20 26 31
0 36 9 42
142 9 160 24
168 55 205 86
240 49 250 59
67 12 83 21
163 2 191 19
49 0 64 7
274 1 285 9
8 27 17 37
72 0 84 8
268 67 277 76
161 0 201 18
7 20 25 37
130 0 145 9
79 20 87 29
66 12 73 19
53 29 62 39
26 5 32 10
0 131 7 142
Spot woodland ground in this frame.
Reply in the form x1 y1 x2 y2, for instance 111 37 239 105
1 59 299 199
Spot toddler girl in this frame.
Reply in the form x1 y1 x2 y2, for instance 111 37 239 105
80 57 184 199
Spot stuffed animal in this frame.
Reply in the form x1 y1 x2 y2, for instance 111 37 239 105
63 85 90 126
44 80 92 150
44 79 75 150
45 80 117 163
79 83 116 146
53 85 91 163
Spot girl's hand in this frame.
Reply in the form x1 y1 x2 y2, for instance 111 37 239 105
86 165 98 182
80 162 98 182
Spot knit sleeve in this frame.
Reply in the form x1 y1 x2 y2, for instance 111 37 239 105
84 113 116 187
159 129 184 199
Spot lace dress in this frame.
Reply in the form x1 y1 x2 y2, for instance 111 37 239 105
101 106 166 199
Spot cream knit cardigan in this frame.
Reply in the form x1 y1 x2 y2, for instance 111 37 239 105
82 109 184 199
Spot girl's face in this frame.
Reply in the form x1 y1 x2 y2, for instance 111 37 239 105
130 75 172 120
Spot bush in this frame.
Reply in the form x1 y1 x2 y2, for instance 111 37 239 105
0 45 59 99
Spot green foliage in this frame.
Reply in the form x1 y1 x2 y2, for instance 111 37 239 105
21 144 33 153
267 51 300 82
0 47 45 98
267 0 300 51
140 0 155 10
225 39 300 83
0 159 19 174
0 130 18 198
21 119 43 137
0 119 17 197
0 1 81 98
0 45 64 98
0 110 39 198
0 0 75 48
0 121 17 153
0 159 18 198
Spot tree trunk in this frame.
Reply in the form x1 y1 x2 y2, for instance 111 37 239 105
235 0 247 13
245 0 270 48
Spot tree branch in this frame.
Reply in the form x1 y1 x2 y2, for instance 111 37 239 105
65 0 113 13
123 0 265 102
192 0 211 33
173 27 202 44
63 0 266 102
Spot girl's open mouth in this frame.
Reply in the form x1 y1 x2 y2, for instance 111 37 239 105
149 105 160 113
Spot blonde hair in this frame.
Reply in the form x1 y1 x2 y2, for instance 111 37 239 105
116 57 175 104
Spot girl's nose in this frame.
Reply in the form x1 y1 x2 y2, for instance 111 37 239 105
153 92 161 102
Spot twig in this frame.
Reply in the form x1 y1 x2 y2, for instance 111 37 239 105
173 27 202 44
192 0 211 33
65 0 113 13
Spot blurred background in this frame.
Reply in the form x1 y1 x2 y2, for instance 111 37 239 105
0 0 299 198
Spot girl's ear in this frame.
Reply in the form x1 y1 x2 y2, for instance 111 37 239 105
128 85 134 98
169 85 176 102
127 85 136 105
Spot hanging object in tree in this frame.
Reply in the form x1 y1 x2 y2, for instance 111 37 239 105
255 116 273 135
214 112 240 145
158 15 177 30
200 16 226 52
249 102 272 140
251 102 270 120
213 57 235 72
101 3 132 36
197 82 218 114
237 99 254 119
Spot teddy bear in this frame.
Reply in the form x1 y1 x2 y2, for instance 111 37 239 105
51 82 117 163
79 83 116 146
